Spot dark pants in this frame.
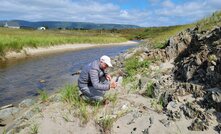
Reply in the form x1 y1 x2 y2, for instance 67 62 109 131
79 77 109 101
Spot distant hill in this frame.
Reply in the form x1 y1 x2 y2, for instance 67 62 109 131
0 20 140 30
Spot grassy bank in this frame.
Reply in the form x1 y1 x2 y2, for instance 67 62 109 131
117 24 194 48
196 10 221 31
0 28 127 56
122 10 221 84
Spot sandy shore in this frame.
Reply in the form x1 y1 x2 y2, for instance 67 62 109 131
2 41 138 61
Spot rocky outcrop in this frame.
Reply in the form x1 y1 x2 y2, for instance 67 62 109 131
169 27 221 88
112 26 221 133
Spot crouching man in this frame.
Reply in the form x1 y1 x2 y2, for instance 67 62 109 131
78 55 117 102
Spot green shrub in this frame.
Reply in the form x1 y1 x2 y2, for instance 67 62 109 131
78 102 89 124
146 82 155 98
37 89 48 102
124 57 151 77
30 123 39 134
60 84 80 106
97 115 115 133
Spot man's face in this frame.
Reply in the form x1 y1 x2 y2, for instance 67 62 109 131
100 61 108 70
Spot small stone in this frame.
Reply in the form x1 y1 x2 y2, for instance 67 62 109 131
167 101 178 112
39 79 46 83
142 128 149 134
206 88 221 103
51 94 62 102
188 118 208 131
149 116 154 124
122 104 128 110
159 119 171 127
211 61 216 66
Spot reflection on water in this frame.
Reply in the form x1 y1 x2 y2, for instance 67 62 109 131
0 44 136 106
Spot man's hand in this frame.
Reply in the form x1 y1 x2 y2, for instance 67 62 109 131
110 81 117 89
106 74 112 81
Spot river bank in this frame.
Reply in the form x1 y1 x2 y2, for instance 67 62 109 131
1 41 138 61
0 43 137 107
1 26 221 134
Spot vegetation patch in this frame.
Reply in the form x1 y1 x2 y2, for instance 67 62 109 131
30 123 39 134
0 28 127 56
124 57 151 77
123 57 151 86
37 89 49 103
60 84 80 106
97 114 115 133
145 81 155 98
196 10 221 31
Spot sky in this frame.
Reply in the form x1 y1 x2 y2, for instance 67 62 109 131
0 0 221 27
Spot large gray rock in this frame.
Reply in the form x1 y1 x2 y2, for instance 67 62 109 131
159 61 174 71
206 87 221 103
172 27 221 88
0 107 19 120
19 99 35 109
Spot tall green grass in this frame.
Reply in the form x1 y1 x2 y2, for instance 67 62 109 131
116 24 194 48
196 10 221 31
0 28 127 56
60 84 80 106
37 89 49 102
124 57 151 77
60 84 90 123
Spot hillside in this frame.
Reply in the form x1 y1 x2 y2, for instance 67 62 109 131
0 20 140 30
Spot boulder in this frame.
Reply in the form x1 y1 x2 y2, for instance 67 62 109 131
0 107 19 120
19 99 35 109
206 87 221 103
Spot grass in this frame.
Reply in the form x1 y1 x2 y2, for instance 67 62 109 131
92 102 102 116
30 123 39 134
150 99 163 113
60 84 94 124
145 81 155 98
0 27 128 56
2 128 6 134
97 114 115 133
104 92 118 106
124 57 151 77
116 24 194 48
123 56 151 86
78 102 90 124
37 89 49 102
60 84 80 106
196 10 221 31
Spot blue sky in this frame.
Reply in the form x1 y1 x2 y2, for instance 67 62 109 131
0 0 221 27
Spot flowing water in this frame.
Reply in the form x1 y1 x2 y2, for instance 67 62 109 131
0 44 137 106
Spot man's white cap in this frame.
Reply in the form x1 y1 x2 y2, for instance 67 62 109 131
100 55 113 67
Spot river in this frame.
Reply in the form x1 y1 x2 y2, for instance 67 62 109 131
0 44 137 106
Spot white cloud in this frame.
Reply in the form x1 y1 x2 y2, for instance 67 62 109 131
0 0 220 27
161 0 175 8
154 0 221 24
120 10 129 17
0 0 151 26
